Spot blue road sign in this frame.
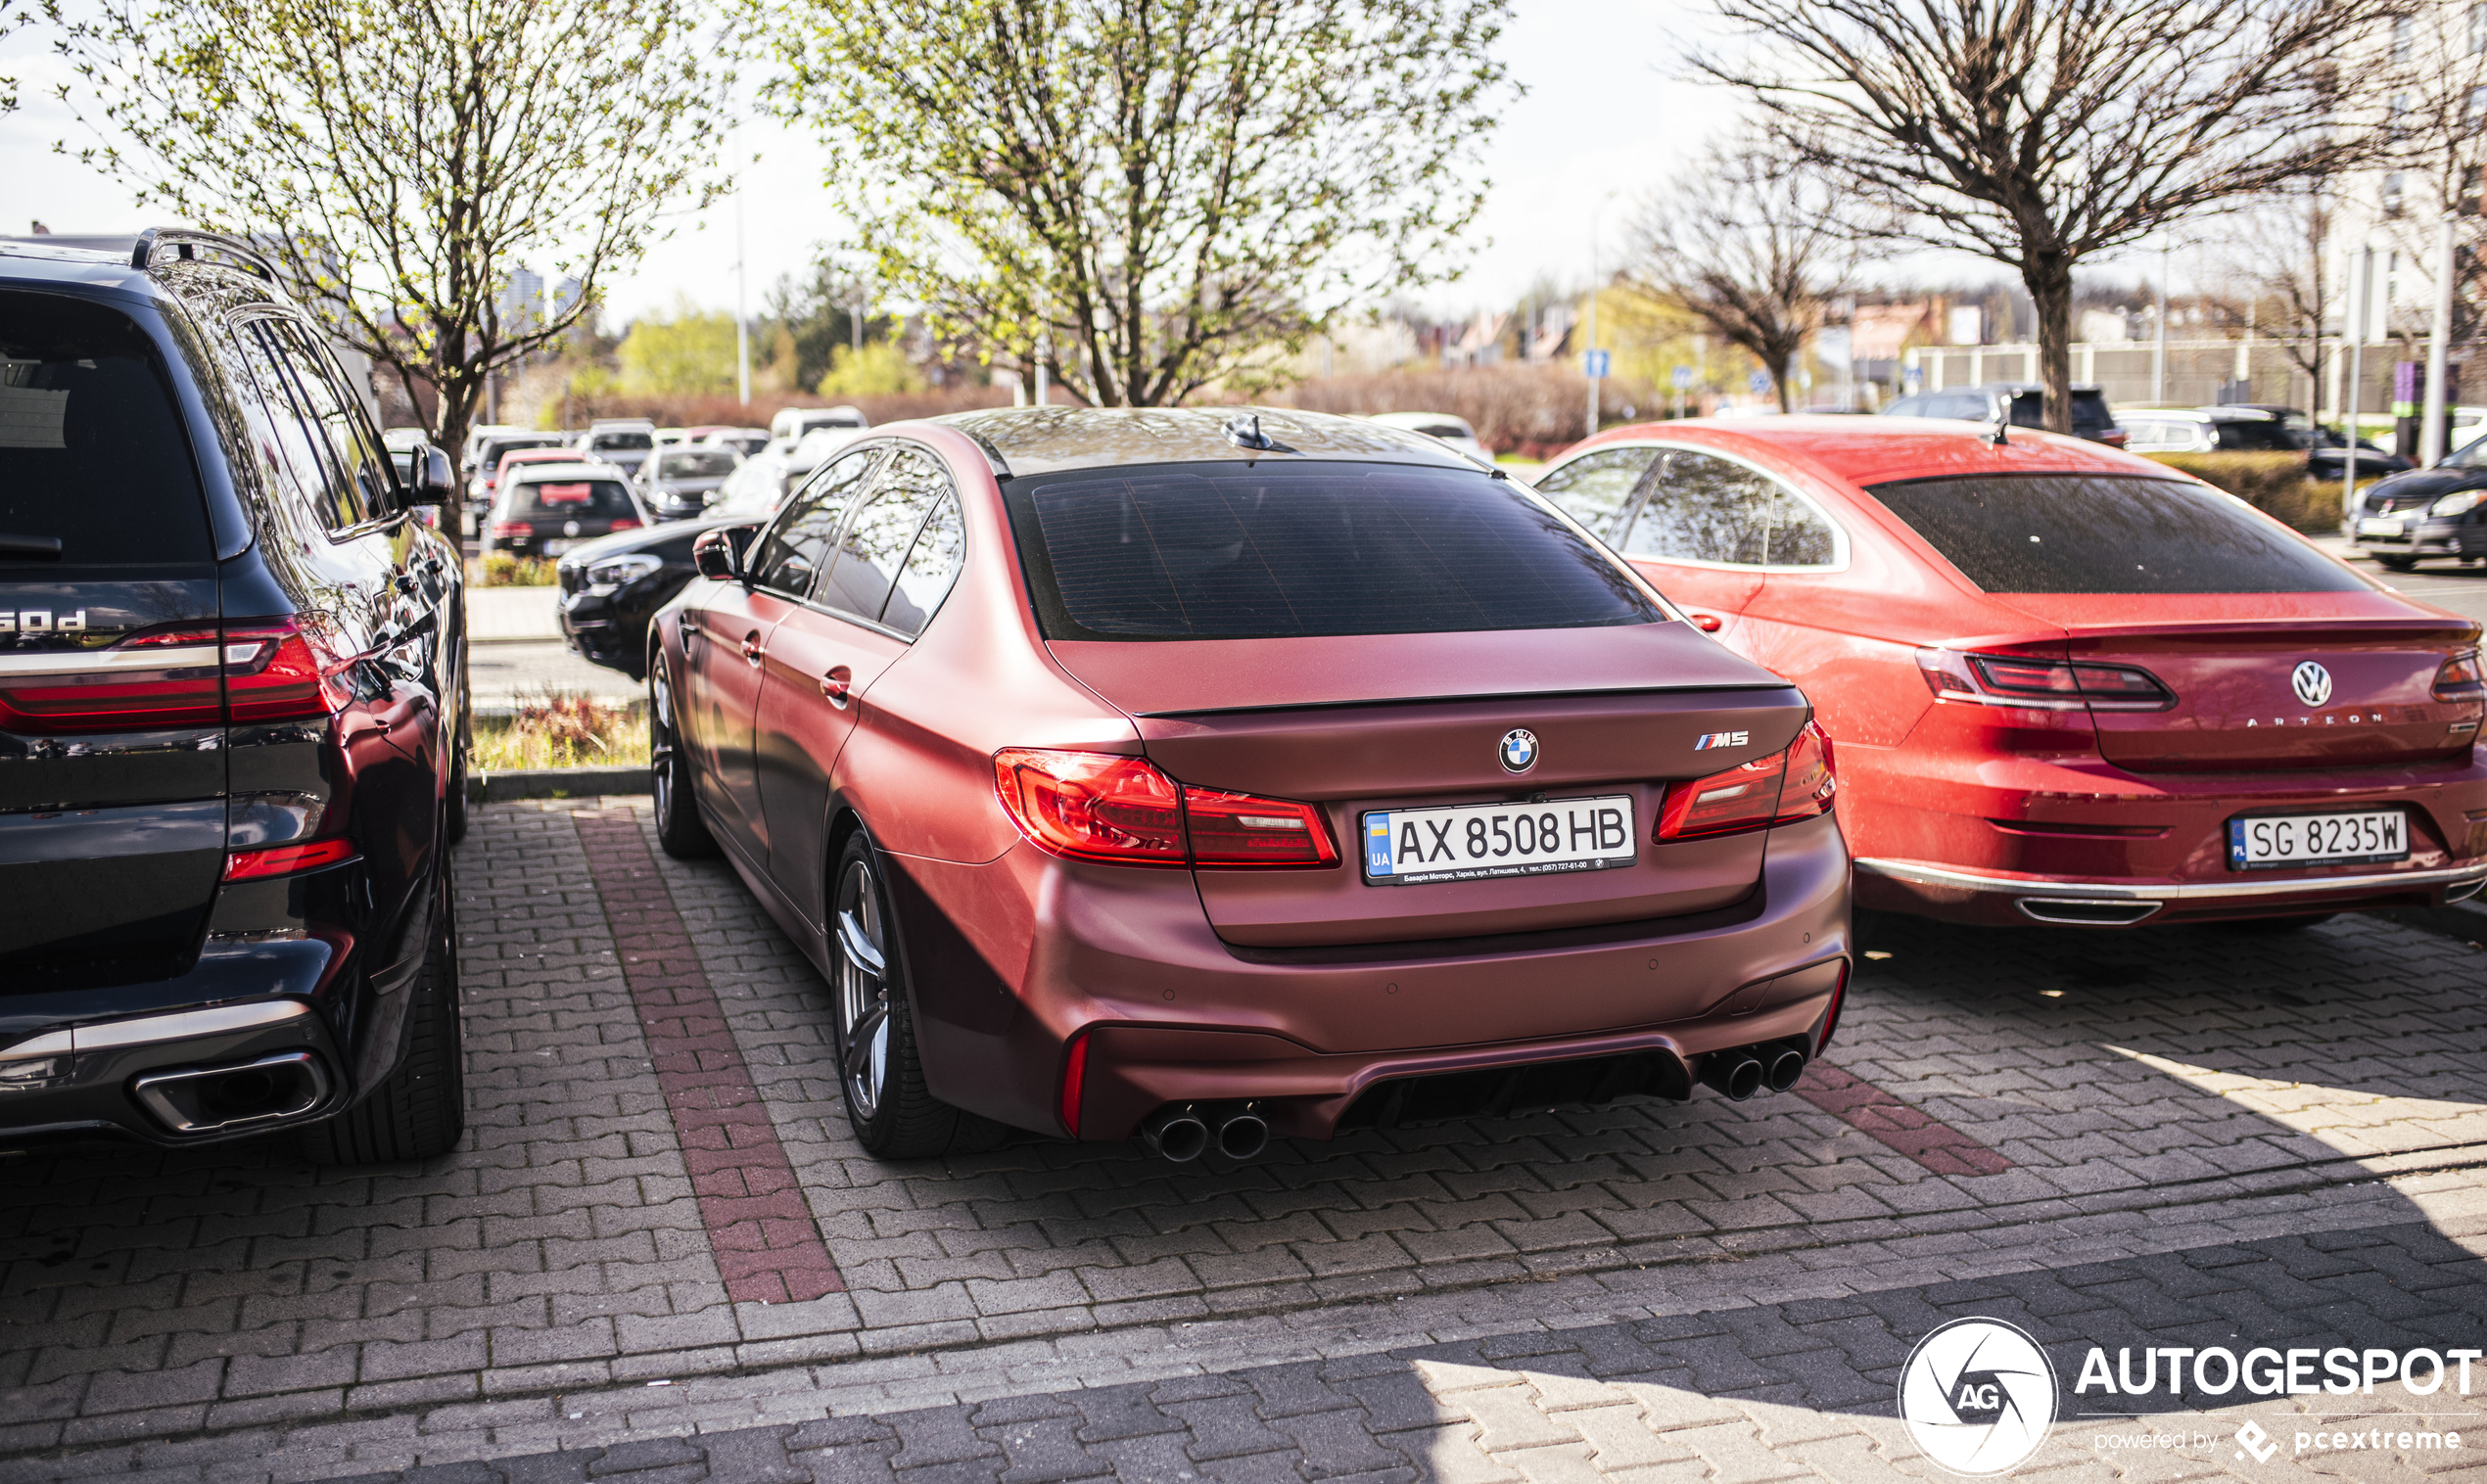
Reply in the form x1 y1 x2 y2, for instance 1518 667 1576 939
1584 348 1612 379
1671 364 1693 389
1749 370 1771 394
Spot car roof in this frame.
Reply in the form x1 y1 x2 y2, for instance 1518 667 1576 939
1368 411 1474 429
935 406 1477 477
509 461 626 481
1569 415 2156 488
0 232 292 320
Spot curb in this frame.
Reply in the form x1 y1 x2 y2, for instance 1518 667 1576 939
466 765 649 802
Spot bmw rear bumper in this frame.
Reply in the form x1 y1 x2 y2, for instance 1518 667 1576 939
0 997 348 1148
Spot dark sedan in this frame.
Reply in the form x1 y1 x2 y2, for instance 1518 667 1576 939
487 464 646 558
2351 434 2487 570
556 478 783 676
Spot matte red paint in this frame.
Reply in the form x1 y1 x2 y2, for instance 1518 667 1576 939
657 414 1854 1142
1539 417 2487 926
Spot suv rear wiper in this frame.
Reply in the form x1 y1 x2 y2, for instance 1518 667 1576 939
0 533 64 560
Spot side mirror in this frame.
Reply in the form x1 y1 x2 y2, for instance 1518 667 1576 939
403 445 454 506
691 527 742 581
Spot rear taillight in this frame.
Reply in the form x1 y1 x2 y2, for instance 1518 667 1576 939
224 837 355 880
1058 1030 1090 1136
610 518 642 532
0 626 227 731
1656 721 1838 841
2435 649 2484 701
224 618 355 721
1916 647 2174 712
491 521 532 539
992 748 1338 868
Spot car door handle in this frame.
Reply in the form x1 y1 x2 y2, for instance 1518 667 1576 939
741 631 765 666
1685 611 1724 632
821 665 853 708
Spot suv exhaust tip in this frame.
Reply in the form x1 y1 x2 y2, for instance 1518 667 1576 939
132 1050 330 1135
1139 1105 1210 1162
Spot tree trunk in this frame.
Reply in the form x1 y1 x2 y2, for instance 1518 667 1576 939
432 363 484 570
1770 349 1796 412
2024 255 2076 435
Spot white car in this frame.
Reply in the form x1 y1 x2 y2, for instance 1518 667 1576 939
1366 410 1491 463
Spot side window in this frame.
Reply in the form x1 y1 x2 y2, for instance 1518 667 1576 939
880 495 964 638
820 448 944 624
1619 450 1838 569
1530 447 1660 536
1884 394 1925 416
232 319 349 532
267 320 393 527
1929 392 1989 421
749 447 877 596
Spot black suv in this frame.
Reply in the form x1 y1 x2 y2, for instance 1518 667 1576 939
0 229 469 1162
1882 382 2127 445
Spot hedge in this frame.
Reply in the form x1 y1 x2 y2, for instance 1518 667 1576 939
2141 452 2358 533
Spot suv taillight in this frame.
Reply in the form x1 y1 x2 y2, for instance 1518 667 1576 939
1915 647 2174 712
224 618 355 721
0 617 352 732
1656 721 1837 841
992 749 1337 868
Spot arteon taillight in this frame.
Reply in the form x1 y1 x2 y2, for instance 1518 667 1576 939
1656 721 1838 842
224 838 355 881
1915 647 2174 712
992 748 1338 868
0 617 352 733
2435 648 2484 701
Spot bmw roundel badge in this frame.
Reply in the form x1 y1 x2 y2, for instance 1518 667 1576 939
1498 728 1539 773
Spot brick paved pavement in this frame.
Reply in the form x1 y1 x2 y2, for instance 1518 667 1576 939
3 799 2485 1481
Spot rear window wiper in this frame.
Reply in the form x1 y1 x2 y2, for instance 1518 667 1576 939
0 533 64 560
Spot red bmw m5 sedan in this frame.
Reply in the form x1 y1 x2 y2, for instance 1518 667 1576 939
1533 417 2487 930
647 408 1851 1158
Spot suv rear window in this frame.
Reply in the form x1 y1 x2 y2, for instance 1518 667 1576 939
656 450 736 478
512 479 634 518
590 431 653 451
1009 461 1661 640
0 292 212 566
1867 474 2365 593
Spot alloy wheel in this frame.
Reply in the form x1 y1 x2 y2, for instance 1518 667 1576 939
833 855 892 1121
650 668 679 820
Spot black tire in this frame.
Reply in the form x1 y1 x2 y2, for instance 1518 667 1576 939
827 830 1008 1159
301 865 465 1164
443 724 470 847
650 655 716 858
2378 556 2419 572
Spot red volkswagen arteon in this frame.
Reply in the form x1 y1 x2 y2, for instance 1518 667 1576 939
1533 417 2487 930
648 408 1851 1158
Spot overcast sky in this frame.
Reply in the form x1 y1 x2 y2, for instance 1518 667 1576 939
0 0 2031 326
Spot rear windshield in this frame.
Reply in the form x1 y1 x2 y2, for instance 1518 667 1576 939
483 435 563 465
0 292 212 567
2209 419 2297 452
513 479 633 518
2005 391 2113 433
656 450 736 478
1008 461 1661 640
1866 474 2365 593
590 431 653 451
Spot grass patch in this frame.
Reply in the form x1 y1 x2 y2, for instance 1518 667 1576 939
473 692 647 771
483 551 560 586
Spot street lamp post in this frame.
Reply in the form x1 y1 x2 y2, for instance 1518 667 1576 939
2423 210 2455 465
2344 244 2371 519
1586 192 1619 440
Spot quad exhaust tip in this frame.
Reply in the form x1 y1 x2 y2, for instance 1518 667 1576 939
1701 1041 1808 1102
1140 1102 1270 1162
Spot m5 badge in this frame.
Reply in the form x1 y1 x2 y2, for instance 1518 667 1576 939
1694 730 1750 751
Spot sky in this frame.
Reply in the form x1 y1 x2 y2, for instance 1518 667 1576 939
0 0 1774 329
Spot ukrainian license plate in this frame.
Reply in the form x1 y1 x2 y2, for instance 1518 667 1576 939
2357 517 2406 537
541 539 576 555
1362 795 1636 885
2228 810 2408 869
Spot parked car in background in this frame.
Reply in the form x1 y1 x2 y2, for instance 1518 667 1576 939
702 427 772 457
1532 416 2487 929
461 423 523 474
637 444 743 522
647 405 1849 1160
489 462 647 558
493 444 594 495
0 227 469 1162
653 427 689 447
2351 433 2487 570
556 475 788 680
2175 404 2414 481
1367 411 1493 462
468 430 569 506
1882 383 2127 446
577 418 658 476
767 404 868 453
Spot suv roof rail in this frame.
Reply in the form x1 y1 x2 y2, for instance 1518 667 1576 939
132 226 282 284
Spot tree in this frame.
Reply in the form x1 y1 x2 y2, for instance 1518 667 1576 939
2363 5 2487 366
765 0 1513 407
620 300 742 397
1622 133 1862 413
57 0 732 537
1698 0 2408 433
2 0 49 113
2208 188 2336 413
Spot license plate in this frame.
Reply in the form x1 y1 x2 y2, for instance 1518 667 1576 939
1363 795 1636 885
2228 810 2408 869
541 539 575 555
2358 517 2406 536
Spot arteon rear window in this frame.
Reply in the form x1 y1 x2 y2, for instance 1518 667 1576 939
0 291 212 566
1007 461 1661 640
1865 474 2366 594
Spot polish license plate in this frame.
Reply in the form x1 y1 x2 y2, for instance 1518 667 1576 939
541 539 576 555
1362 795 1636 885
2357 517 2406 537
2227 810 2408 869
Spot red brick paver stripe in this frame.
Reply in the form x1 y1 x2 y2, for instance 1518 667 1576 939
574 810 843 1303
1792 1062 2016 1178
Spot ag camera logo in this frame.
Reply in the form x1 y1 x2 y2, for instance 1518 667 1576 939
1899 1318 2060 1475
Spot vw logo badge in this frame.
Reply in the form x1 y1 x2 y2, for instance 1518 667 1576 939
1498 728 1539 773
1897 1317 2059 1475
2291 660 2333 708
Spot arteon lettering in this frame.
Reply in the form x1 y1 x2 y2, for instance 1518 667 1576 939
2076 1346 2483 1398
